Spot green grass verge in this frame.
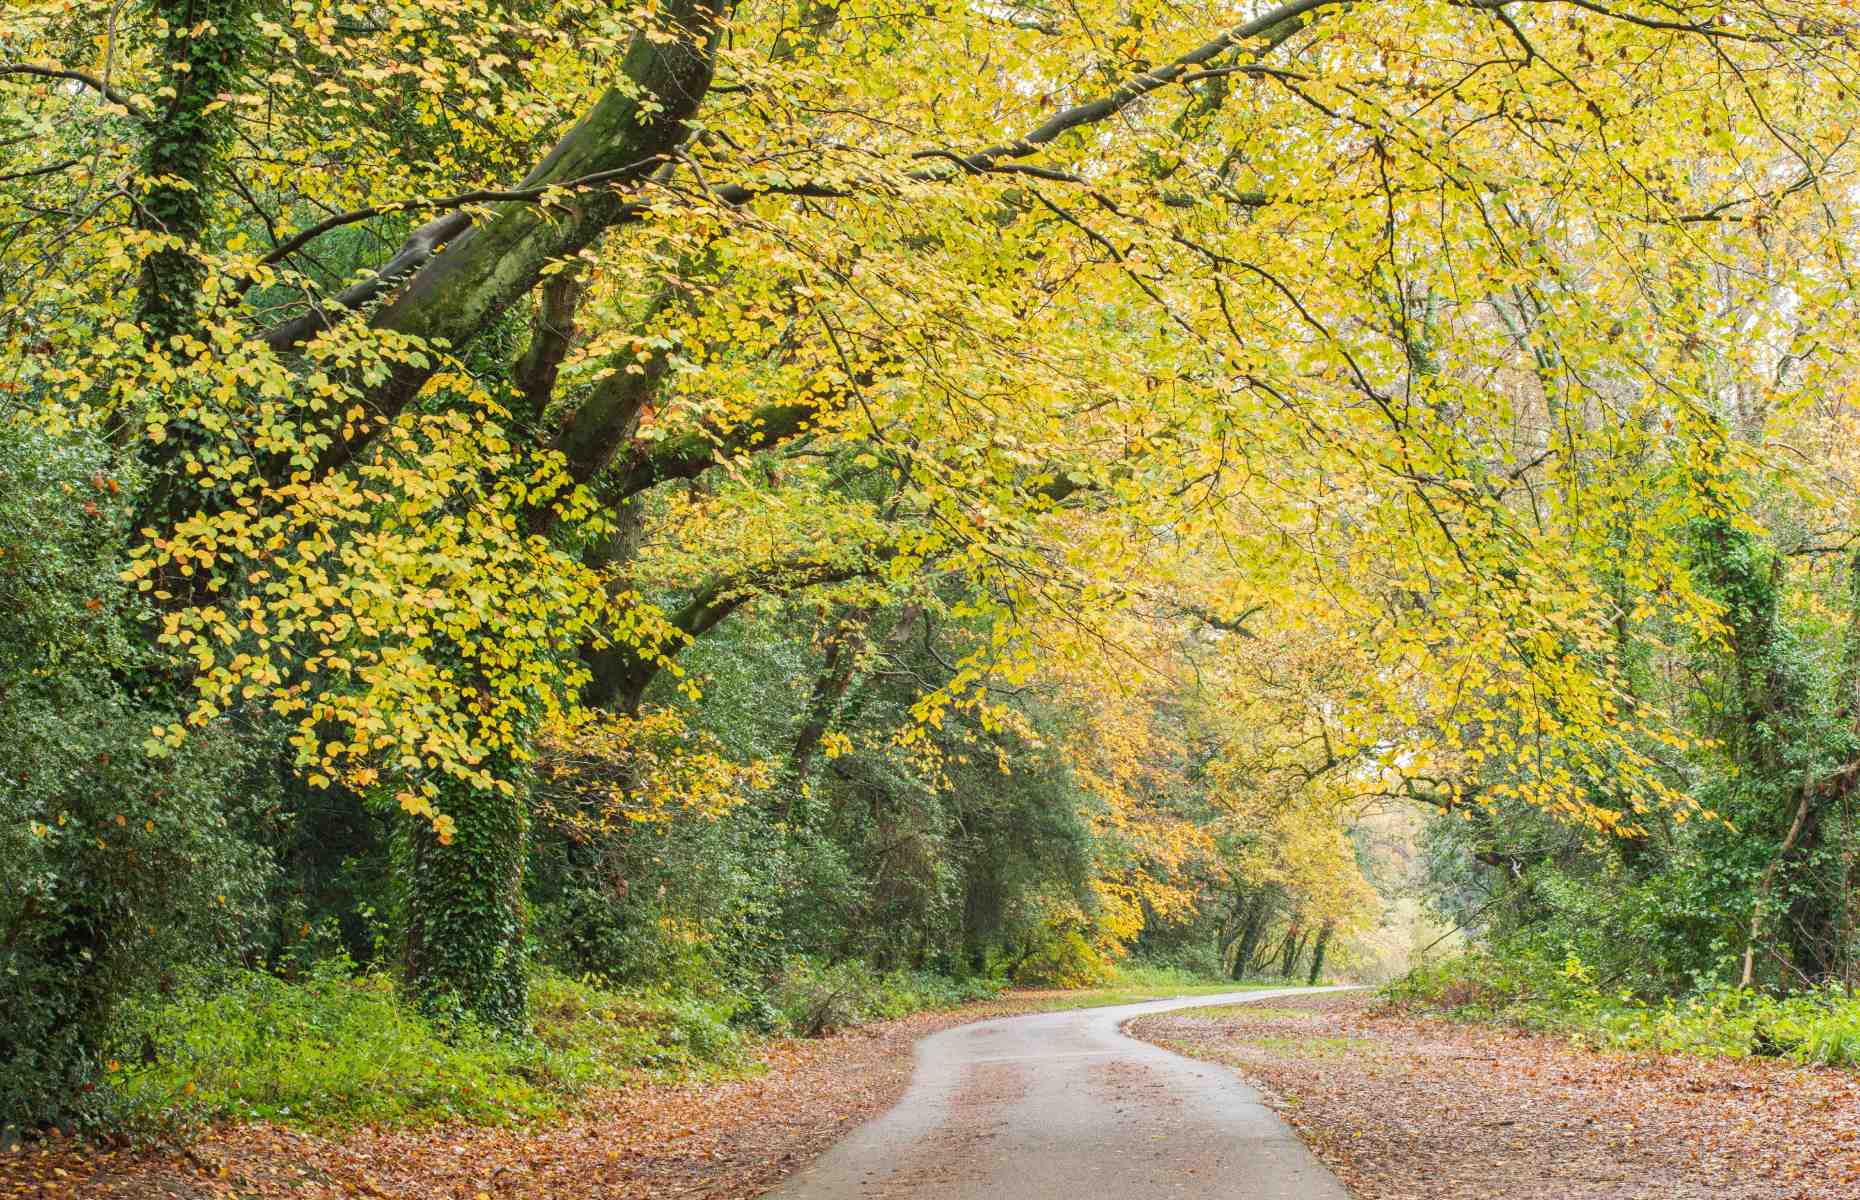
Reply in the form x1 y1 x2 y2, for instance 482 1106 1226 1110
1010 968 1288 1012
1151 1004 1323 1022
108 964 751 1130
1388 951 1860 1067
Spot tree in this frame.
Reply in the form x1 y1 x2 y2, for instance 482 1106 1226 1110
8 0 1860 1033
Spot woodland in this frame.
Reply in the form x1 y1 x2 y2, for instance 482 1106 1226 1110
3 0 1860 1150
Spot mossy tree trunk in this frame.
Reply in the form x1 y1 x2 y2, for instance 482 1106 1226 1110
1306 920 1333 986
1688 435 1838 989
403 764 531 1030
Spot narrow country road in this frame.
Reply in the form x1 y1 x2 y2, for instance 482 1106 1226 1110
768 988 1354 1199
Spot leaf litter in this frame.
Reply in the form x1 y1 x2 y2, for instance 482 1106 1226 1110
1132 992 1860 1200
0 993 1115 1200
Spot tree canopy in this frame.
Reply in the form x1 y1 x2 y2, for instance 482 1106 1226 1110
5 0 1860 1126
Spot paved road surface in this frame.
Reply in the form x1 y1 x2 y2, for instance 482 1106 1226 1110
768 987 1353 1199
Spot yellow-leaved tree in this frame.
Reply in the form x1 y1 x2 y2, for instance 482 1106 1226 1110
6 0 1860 1025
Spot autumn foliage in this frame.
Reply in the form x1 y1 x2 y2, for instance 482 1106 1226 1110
3 0 1860 1145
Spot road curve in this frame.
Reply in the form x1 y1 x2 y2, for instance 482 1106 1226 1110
767 987 1354 1200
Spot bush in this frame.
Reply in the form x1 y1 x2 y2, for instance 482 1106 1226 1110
767 958 1000 1037
1 410 269 1130
1387 950 1860 1067
528 969 743 1073
1111 962 1237 990
1125 945 1229 982
1011 930 1115 988
109 964 748 1130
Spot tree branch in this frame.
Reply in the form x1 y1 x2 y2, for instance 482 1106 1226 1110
512 265 587 423
610 401 819 500
0 63 148 121
585 552 876 712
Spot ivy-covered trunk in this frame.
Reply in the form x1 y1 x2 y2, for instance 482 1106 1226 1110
1687 436 1839 989
1306 920 1334 986
136 0 253 343
132 0 254 536
403 767 530 1031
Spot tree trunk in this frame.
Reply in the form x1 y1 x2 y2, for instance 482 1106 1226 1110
1216 887 1248 963
132 0 256 529
781 606 920 812
1230 893 1269 981
135 0 253 344
403 759 530 1030
780 609 871 810
1306 920 1334 986
1277 919 1304 979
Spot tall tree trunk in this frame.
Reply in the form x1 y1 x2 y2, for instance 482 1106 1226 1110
1277 919 1304 979
1230 892 1269 980
132 0 255 529
135 0 252 344
403 756 530 1030
1306 920 1333 986
1216 887 1248 962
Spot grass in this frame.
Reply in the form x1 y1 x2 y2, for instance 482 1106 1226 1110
109 963 749 1131
1132 1000 1378 1058
1245 1035 1379 1058
1012 967 1290 1011
1388 950 1860 1068
1159 1005 1325 1022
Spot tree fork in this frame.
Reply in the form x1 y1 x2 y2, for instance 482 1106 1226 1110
270 0 737 487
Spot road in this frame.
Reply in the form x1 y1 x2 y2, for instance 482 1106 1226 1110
767 987 1354 1199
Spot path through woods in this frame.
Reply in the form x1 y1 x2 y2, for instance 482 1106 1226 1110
770 988 1349 1199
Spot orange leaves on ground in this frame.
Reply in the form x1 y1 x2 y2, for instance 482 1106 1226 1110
1137 993 1860 1200
1 1009 955 1200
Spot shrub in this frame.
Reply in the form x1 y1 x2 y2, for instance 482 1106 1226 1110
1 410 268 1130
1011 931 1115 989
1125 945 1229 982
766 958 1000 1037
109 964 749 1130
1111 962 1237 990
528 969 743 1074
1387 950 1860 1067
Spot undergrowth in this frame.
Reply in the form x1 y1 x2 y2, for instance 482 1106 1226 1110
97 954 1254 1133
104 957 1012 1131
107 961 746 1130
1389 951 1860 1067
763 959 1002 1037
